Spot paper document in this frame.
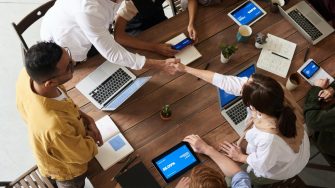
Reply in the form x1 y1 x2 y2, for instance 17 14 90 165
95 116 134 170
257 34 297 78
166 33 202 65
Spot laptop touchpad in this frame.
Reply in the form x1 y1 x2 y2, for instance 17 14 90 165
306 11 322 25
89 67 109 84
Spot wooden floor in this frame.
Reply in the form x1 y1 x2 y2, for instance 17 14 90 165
64 0 335 187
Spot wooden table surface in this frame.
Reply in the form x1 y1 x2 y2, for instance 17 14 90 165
64 0 335 187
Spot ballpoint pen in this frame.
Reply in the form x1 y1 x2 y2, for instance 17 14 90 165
198 63 210 80
271 52 289 60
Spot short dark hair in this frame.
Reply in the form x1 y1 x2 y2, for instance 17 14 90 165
25 41 63 83
242 74 297 138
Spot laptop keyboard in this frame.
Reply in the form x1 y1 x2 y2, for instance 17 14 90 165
288 9 322 40
89 68 132 104
226 101 247 125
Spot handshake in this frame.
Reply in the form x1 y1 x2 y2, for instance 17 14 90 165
148 58 187 75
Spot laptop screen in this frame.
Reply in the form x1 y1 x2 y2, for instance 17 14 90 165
219 64 256 108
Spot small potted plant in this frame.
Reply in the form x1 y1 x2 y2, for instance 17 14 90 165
255 33 268 49
160 105 172 120
220 43 238 64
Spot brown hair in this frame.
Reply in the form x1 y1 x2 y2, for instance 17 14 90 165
189 165 227 188
242 73 297 138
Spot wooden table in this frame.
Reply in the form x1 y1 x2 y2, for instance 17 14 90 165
64 0 335 187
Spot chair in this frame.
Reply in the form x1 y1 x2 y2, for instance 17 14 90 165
167 0 184 16
11 0 55 59
0 165 55 188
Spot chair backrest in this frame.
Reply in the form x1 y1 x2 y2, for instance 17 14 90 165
168 0 184 16
4 165 55 188
11 0 55 55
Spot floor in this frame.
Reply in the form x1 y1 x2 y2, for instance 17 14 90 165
0 0 333 187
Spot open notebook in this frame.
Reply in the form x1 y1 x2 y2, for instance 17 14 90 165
166 33 202 65
95 116 134 170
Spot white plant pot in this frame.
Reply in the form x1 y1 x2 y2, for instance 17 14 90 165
220 53 230 64
255 42 264 49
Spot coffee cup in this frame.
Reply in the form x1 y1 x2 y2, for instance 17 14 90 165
236 25 252 43
286 73 300 91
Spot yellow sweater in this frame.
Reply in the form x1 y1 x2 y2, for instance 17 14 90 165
16 70 98 180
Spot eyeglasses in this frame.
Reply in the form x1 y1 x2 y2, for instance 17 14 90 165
42 47 75 83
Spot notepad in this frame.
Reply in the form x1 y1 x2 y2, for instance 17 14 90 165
257 34 297 78
166 33 202 65
95 116 134 170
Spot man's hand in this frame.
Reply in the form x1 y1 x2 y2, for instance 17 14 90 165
188 24 197 42
172 61 187 73
154 43 178 57
183 134 211 155
319 87 335 102
219 141 247 163
81 112 103 146
175 177 190 188
314 78 329 89
161 58 181 75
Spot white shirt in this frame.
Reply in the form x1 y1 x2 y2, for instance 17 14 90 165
40 0 145 70
212 73 310 180
117 0 138 21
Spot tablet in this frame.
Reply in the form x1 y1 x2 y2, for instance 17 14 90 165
297 59 334 85
300 60 320 79
152 142 200 183
228 0 267 26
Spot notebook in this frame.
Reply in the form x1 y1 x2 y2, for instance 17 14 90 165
278 1 334 45
257 33 296 78
116 162 160 188
166 33 202 65
218 64 256 136
95 115 134 170
76 61 151 111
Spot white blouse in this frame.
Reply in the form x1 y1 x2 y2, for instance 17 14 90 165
212 73 310 180
40 0 145 69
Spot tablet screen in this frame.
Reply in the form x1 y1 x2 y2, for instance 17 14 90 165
301 60 320 79
229 0 266 26
152 142 200 183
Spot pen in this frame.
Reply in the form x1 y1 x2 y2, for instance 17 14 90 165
271 52 289 60
304 47 310 62
198 63 210 80
111 154 139 182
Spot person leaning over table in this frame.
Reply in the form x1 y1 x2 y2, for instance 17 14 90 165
173 63 310 185
114 0 198 57
304 78 335 157
16 41 102 188
175 135 251 188
40 0 180 74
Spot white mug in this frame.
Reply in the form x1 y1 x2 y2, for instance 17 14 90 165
286 73 300 91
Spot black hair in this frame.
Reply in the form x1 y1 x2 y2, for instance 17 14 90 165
24 41 63 84
242 73 297 138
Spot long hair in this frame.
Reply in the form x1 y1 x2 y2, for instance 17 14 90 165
189 165 227 188
242 74 297 138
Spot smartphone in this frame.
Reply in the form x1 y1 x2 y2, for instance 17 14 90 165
171 38 193 50
300 60 320 79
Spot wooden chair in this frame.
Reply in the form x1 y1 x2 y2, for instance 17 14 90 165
0 165 55 188
11 0 56 59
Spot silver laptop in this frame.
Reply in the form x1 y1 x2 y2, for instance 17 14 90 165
76 61 151 111
278 1 334 45
217 64 256 136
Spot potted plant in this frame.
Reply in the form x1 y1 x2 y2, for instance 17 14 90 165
220 43 238 63
160 105 172 120
255 33 268 49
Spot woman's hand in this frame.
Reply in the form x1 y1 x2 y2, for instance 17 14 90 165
219 141 247 163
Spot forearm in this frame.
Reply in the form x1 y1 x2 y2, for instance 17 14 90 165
115 31 157 52
143 58 164 70
187 0 197 28
184 66 214 83
205 147 242 177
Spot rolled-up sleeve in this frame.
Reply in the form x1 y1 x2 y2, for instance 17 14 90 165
117 0 138 21
231 171 251 188
76 8 145 70
212 73 248 96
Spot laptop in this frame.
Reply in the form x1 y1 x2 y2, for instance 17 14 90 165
76 61 151 111
218 64 256 136
278 1 334 45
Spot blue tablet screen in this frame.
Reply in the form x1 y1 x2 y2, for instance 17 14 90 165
301 60 319 79
154 144 198 181
231 1 264 25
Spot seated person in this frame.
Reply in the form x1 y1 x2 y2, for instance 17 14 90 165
304 78 335 156
174 63 310 185
41 0 179 74
176 135 251 188
114 0 198 57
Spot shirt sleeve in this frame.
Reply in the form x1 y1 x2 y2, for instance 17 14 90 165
50 130 98 165
304 86 335 131
76 6 145 70
117 0 138 21
212 73 248 96
231 171 252 188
